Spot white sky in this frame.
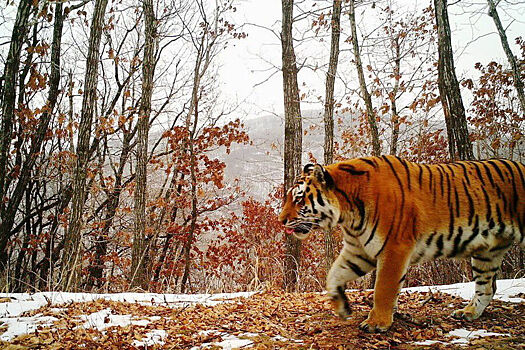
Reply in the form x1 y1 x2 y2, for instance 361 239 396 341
218 0 525 119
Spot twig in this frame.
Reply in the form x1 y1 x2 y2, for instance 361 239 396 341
422 293 437 306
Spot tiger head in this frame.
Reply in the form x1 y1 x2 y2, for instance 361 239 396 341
278 164 341 240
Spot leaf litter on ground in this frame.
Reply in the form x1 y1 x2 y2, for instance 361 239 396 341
0 279 523 349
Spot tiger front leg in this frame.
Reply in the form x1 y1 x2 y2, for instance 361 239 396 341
327 247 376 320
359 245 412 333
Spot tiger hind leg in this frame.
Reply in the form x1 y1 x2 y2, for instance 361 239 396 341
326 246 376 320
451 252 506 321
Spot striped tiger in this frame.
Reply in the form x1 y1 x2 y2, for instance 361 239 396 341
278 155 524 332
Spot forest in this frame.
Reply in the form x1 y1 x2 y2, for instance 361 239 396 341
0 0 524 347
0 0 523 295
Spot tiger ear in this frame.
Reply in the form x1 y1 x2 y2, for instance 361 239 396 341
313 164 334 188
303 163 315 175
312 164 324 182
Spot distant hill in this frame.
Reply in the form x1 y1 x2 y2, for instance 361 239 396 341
222 109 354 200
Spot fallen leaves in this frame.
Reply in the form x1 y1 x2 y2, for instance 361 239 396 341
2 289 524 349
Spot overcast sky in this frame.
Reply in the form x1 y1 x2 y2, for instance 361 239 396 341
218 0 525 119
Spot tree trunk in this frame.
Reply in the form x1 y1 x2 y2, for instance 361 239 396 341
60 0 109 291
487 0 525 113
281 0 303 292
13 182 33 292
389 36 401 156
348 0 382 289
348 0 381 157
130 0 156 290
322 0 342 274
38 186 72 290
0 0 33 272
434 0 474 161
180 136 198 293
1 2 66 282
179 35 204 294
153 172 185 283
87 130 133 290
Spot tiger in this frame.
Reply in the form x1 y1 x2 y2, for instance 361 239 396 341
278 155 524 332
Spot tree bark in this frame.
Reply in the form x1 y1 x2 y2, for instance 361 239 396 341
389 36 401 156
0 0 33 271
322 0 342 274
60 0 109 291
1 2 66 278
130 0 157 290
87 132 133 290
13 182 33 292
348 0 381 157
180 116 198 293
152 172 184 283
281 0 303 292
487 0 525 113
180 33 205 293
434 0 474 161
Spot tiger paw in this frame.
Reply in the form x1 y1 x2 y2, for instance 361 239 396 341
328 289 352 320
335 307 351 320
451 307 481 321
359 314 392 333
331 298 352 320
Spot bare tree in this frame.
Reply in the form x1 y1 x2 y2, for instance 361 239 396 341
60 0 109 291
130 0 157 290
348 0 381 157
176 0 239 293
434 0 474 161
487 0 525 113
322 0 342 273
389 35 402 156
281 0 303 292
0 0 34 271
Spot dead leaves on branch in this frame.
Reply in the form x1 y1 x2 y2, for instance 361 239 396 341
3 289 524 349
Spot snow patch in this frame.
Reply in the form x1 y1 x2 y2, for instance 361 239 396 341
0 314 58 341
448 328 510 345
403 279 525 303
413 328 511 346
273 334 303 343
77 308 151 331
133 329 167 347
0 291 254 318
0 291 252 342
191 331 258 349
192 330 303 349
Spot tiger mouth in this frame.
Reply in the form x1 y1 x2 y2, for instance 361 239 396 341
285 223 313 239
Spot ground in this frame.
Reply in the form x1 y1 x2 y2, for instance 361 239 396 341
0 280 523 349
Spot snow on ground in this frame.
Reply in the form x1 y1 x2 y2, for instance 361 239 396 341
77 308 159 331
0 291 254 318
0 279 523 347
0 291 253 342
413 329 511 346
189 330 303 349
132 329 167 348
0 314 58 342
402 278 525 303
190 331 259 350
403 279 523 347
